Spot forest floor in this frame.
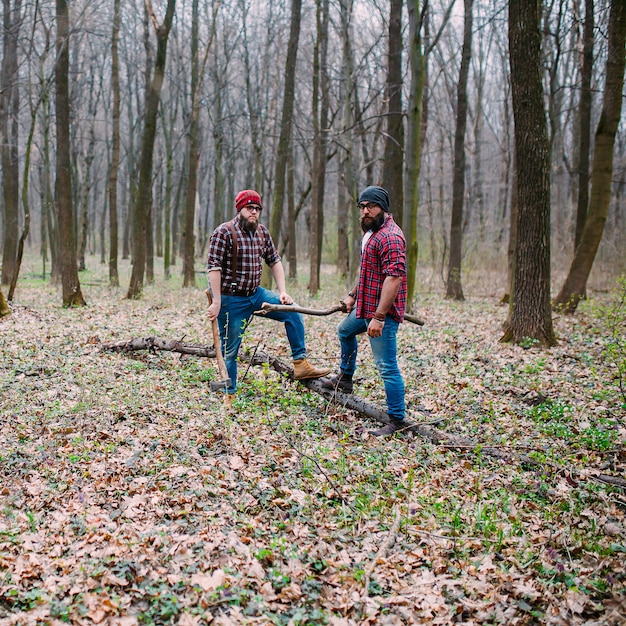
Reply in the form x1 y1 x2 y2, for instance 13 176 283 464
1 258 625 625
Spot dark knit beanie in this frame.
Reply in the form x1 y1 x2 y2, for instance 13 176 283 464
358 186 390 212
235 189 262 212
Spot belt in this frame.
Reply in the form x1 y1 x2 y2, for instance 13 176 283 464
222 286 257 297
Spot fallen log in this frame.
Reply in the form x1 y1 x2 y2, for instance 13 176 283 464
100 336 216 358
256 302 425 326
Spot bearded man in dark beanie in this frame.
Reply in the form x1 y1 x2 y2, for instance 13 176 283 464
207 190 329 405
321 185 408 436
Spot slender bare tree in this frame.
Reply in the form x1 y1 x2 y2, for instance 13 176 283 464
269 0 302 249
108 0 121 286
553 0 626 312
55 0 85 306
127 0 176 299
382 0 404 226
446 0 473 301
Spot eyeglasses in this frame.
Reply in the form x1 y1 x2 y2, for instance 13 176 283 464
357 202 378 212
245 204 262 213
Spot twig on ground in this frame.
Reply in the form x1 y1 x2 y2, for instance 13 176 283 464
363 506 402 598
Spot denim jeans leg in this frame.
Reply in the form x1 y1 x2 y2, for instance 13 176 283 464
337 310 367 376
218 295 254 393
252 287 306 360
369 318 405 420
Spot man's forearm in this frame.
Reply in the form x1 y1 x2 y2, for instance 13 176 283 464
376 276 403 316
208 270 222 304
271 261 287 293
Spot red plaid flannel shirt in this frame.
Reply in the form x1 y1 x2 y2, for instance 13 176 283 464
207 217 279 294
355 214 407 322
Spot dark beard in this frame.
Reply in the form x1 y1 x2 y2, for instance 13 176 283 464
240 215 258 233
360 212 385 233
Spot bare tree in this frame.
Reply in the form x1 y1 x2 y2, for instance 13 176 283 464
445 0 473 301
127 0 176 299
55 0 85 306
269 0 302 249
108 0 121 286
575 0 594 250
553 0 626 312
404 0 454 306
501 0 555 346
309 0 330 294
382 0 404 225
1 0 22 286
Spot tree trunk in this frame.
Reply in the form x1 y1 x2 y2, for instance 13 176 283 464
182 0 200 288
336 0 355 281
287 146 297 279
445 0 473 301
269 0 302 248
127 0 176 299
501 0 555 346
1 0 22 286
404 0 424 306
308 0 329 295
55 0 85 307
382 0 404 227
0 287 9 317
553 0 626 313
575 0 594 250
109 0 121 286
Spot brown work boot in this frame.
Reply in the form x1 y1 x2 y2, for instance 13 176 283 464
293 358 331 380
369 419 406 437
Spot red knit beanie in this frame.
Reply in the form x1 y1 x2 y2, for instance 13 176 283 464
235 189 262 212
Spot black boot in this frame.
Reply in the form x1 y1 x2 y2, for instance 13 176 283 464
369 419 406 437
320 372 354 394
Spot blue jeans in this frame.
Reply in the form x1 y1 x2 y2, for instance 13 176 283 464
217 286 306 393
336 309 405 421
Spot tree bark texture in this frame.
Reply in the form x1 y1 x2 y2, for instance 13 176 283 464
404 0 424 307
109 0 121 287
55 0 86 307
127 0 176 299
502 0 555 346
182 0 200 288
382 0 404 226
309 0 329 295
446 0 473 301
553 0 626 313
1 0 22 286
575 0 594 250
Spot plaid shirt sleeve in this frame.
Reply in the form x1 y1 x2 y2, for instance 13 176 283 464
207 223 230 274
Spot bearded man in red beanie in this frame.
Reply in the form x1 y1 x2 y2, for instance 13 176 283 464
207 190 330 403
